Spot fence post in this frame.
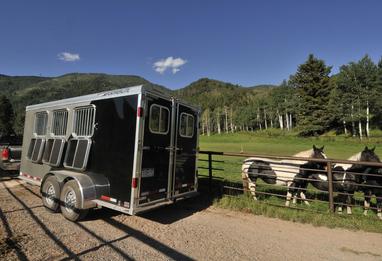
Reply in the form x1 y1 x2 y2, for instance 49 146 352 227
208 152 212 193
327 161 335 213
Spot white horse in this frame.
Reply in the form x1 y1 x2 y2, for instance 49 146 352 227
242 146 327 206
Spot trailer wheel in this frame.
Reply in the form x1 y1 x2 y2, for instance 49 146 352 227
60 180 88 221
41 176 61 212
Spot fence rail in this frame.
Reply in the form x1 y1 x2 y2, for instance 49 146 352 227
198 150 382 215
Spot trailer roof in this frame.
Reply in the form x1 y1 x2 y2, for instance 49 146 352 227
26 85 170 111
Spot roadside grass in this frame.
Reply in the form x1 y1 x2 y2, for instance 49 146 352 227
198 131 382 233
215 194 382 233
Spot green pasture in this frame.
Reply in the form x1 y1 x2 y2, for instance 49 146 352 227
197 131 382 232
200 130 382 159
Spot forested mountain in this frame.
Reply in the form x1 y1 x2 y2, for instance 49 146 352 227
1 53 382 138
174 78 275 109
0 73 275 135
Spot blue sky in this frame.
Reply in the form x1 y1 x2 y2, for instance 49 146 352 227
1 1 382 89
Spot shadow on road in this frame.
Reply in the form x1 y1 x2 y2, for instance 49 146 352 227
1 179 199 260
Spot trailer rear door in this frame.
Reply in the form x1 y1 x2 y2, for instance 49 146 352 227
172 103 198 196
139 95 172 204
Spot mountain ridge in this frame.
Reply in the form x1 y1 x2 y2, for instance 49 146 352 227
0 73 277 133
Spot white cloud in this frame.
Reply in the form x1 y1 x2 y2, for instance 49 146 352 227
58 52 80 62
153 56 187 74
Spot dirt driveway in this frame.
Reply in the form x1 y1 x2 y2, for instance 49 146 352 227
1 176 382 261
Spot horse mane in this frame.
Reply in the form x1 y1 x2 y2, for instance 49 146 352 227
334 152 362 170
347 152 362 161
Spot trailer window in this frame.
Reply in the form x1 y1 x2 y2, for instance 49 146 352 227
51 109 68 136
73 106 95 137
34 112 48 136
179 113 194 138
42 109 68 166
27 112 48 163
149 104 169 135
63 138 92 171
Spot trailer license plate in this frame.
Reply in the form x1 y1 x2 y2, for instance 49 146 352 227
142 168 154 178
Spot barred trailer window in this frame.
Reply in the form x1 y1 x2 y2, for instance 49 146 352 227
73 106 95 137
51 109 68 136
34 112 48 135
63 105 95 171
27 111 48 163
43 109 68 166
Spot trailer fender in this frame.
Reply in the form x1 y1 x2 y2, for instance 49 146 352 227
45 170 110 209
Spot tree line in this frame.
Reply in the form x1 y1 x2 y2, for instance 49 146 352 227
1 55 382 138
197 54 382 138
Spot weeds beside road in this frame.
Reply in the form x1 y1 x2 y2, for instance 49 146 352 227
2 177 382 260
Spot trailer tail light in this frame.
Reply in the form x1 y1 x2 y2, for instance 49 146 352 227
132 178 138 188
137 107 143 117
2 148 9 161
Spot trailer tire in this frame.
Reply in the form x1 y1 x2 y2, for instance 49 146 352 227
60 180 88 221
41 176 61 212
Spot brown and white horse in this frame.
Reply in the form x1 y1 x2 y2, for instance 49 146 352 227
242 145 327 206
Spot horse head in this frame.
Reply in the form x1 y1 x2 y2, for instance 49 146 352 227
358 146 382 183
312 145 326 159
360 146 380 163
309 145 327 170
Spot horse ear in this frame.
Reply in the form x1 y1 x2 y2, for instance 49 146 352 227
371 146 376 152
319 146 324 151
365 146 369 151
313 145 317 150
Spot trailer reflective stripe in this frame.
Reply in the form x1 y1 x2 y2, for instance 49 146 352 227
19 172 41 181
158 188 166 192
181 184 188 188
100 195 117 203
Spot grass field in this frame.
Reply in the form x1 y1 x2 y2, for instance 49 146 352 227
197 131 382 233
200 130 382 158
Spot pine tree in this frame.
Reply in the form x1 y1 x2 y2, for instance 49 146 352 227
289 54 332 136
0 95 15 136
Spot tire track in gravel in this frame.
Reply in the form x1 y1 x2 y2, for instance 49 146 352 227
3 178 382 261
1 180 195 260
3 181 137 260
2 182 80 260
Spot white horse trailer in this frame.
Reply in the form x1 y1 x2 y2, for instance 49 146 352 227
19 85 200 221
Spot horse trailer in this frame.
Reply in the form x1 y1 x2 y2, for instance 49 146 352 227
18 85 200 221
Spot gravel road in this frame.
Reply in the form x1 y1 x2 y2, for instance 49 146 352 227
1 176 382 261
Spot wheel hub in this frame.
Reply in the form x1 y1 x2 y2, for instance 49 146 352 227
45 184 55 206
64 189 76 213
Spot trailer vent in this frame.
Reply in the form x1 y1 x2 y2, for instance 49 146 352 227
42 138 66 166
63 138 92 171
73 106 95 137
